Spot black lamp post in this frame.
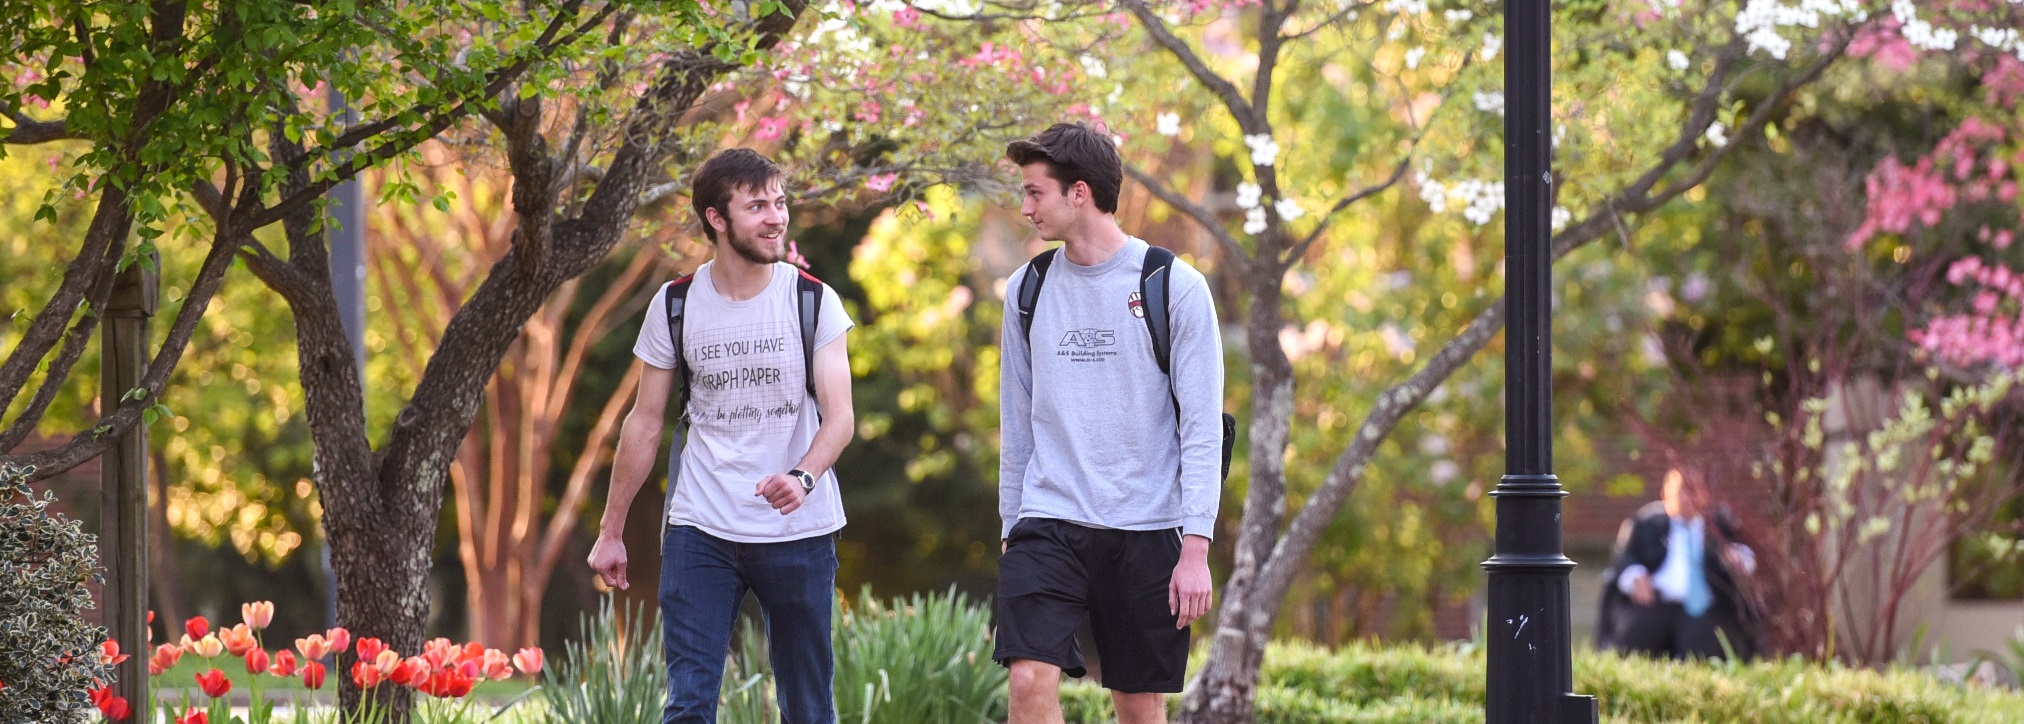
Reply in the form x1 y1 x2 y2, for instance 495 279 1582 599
1484 0 1598 722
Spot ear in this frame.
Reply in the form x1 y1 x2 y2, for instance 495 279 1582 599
704 206 729 236
1070 180 1091 208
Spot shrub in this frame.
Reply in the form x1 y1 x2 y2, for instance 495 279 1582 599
1062 640 2024 723
0 469 113 723
536 597 664 724
717 586 1008 724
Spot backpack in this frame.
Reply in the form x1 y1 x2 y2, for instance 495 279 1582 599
1015 245 1237 480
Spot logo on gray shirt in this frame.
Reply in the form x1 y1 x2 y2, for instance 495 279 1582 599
1058 329 1117 347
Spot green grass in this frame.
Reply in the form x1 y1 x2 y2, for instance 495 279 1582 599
1061 640 2024 723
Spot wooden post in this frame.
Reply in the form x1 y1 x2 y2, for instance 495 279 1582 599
102 256 157 715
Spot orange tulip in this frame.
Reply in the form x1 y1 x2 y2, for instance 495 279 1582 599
325 627 352 654
149 644 182 676
195 668 231 698
351 660 383 689
372 649 402 675
244 648 270 675
219 624 258 657
512 647 544 675
184 616 209 640
480 649 513 680
295 634 331 662
301 661 327 690
99 639 130 666
241 601 275 631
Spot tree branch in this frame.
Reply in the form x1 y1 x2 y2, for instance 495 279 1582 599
0 108 79 144
4 229 243 480
1248 24 1863 630
0 241 121 452
236 1 619 235
1122 161 1252 275
1123 0 1259 131
0 189 131 423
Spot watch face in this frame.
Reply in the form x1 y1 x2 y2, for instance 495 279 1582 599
795 471 815 493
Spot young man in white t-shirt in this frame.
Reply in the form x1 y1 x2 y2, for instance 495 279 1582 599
587 148 855 724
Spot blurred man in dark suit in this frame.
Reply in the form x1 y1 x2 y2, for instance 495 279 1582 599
1596 469 1758 660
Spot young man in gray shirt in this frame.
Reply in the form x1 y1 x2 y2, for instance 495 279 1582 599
995 122 1225 724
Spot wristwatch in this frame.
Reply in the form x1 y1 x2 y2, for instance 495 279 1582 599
788 469 816 494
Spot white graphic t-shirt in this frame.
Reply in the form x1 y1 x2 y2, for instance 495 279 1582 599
633 262 853 543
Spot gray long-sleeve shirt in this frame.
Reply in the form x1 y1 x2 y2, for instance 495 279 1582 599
999 237 1225 539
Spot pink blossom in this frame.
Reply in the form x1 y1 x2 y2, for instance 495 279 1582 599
895 6 920 29
1985 56 2024 109
733 99 752 123
864 173 898 193
754 116 788 141
1848 18 1919 72
853 100 882 124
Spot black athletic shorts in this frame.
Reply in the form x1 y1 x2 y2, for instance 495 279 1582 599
992 517 1191 694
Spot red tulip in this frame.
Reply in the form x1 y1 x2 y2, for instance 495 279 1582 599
389 656 431 687
354 637 387 663
269 649 298 677
419 668 475 698
244 648 270 675
150 643 183 676
184 616 209 641
351 660 383 689
195 668 231 698
89 685 131 721
512 647 544 674
100 639 130 666
325 627 352 654
175 708 209 724
301 661 327 690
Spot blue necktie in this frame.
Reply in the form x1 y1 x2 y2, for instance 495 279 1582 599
1684 522 1713 617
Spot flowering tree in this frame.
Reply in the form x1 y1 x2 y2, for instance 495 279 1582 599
915 0 2024 718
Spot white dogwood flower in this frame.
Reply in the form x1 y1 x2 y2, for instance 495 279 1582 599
1243 134 1280 166
1274 197 1305 221
1243 207 1268 235
1235 182 1262 210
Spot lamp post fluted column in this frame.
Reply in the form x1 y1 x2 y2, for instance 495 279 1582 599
1484 1 1598 722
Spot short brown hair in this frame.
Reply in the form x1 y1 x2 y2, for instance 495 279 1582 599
1005 122 1122 214
690 148 784 243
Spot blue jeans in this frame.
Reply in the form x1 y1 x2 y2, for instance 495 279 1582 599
660 525 838 724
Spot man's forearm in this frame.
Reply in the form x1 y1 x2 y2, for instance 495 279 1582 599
793 413 853 478
599 416 664 535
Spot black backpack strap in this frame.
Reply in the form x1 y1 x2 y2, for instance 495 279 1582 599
663 276 696 421
1016 248 1059 347
795 270 824 406
1139 245 1237 481
1140 245 1177 377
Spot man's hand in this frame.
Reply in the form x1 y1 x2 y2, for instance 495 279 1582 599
1628 572 1655 606
1169 535 1214 629
588 534 629 590
756 474 808 515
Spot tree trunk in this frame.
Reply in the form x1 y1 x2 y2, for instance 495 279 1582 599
1181 262 1294 724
